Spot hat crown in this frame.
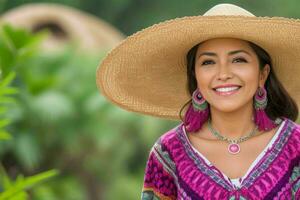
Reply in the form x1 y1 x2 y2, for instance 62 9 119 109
203 3 255 17
97 3 300 121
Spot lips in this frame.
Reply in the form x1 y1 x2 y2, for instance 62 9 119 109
213 85 242 96
214 86 241 92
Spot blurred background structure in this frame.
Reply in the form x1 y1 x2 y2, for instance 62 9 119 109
0 0 299 199
1 3 124 52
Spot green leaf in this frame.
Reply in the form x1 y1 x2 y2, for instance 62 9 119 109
0 119 10 128
0 88 18 96
0 130 12 140
0 106 7 114
0 25 46 78
1 24 41 51
7 191 28 200
0 97 15 104
0 42 14 78
0 169 59 199
0 71 16 87
1 169 12 190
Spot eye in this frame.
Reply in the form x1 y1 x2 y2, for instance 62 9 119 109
201 59 215 66
233 57 247 63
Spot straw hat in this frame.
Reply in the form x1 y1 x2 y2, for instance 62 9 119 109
97 3 300 121
1 3 124 52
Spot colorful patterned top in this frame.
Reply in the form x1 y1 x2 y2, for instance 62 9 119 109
141 118 300 199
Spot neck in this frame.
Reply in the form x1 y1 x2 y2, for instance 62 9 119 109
208 102 257 139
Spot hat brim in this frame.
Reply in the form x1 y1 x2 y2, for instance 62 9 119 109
97 15 300 120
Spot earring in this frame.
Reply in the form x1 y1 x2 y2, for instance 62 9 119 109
184 88 210 132
254 86 277 131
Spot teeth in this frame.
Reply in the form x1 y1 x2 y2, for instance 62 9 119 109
215 87 240 92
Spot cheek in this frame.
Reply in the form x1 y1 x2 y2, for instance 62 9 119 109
236 67 260 84
194 70 214 93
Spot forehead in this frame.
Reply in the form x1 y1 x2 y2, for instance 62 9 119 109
196 38 254 55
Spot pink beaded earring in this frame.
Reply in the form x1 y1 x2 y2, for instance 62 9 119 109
254 86 277 131
184 88 210 132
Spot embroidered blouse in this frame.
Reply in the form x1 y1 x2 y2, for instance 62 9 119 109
141 118 300 199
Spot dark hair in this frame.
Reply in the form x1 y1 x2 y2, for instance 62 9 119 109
179 40 299 122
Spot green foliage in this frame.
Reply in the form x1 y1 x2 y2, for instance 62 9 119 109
32 175 87 200
0 24 46 77
0 71 17 140
0 25 58 199
0 167 58 200
0 23 178 199
0 24 46 141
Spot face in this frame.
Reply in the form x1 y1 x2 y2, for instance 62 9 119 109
194 38 270 113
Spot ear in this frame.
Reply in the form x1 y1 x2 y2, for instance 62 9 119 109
259 64 270 87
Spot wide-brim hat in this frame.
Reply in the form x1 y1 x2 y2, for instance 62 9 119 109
96 3 300 121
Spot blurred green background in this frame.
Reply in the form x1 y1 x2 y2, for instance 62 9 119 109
0 0 300 199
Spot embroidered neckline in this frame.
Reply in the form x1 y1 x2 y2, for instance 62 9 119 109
177 118 292 190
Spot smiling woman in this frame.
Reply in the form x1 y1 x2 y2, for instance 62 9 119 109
198 39 265 114
96 3 300 200
182 38 297 133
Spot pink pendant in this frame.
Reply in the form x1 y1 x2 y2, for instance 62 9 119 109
228 143 240 154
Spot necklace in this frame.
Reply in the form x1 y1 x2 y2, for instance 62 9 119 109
207 119 258 155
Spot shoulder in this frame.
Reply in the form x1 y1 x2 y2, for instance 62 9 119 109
149 122 184 161
153 123 183 151
146 124 183 174
285 117 300 133
283 117 300 143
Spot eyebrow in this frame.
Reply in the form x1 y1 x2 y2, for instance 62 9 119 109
197 50 251 59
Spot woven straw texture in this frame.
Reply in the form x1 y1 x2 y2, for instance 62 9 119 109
97 5 300 120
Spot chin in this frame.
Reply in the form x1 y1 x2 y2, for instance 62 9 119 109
210 102 246 113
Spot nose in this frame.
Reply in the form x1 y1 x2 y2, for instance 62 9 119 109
217 63 233 81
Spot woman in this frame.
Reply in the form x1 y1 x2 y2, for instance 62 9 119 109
97 3 300 199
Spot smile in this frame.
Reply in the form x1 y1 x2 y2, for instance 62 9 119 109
213 86 241 96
